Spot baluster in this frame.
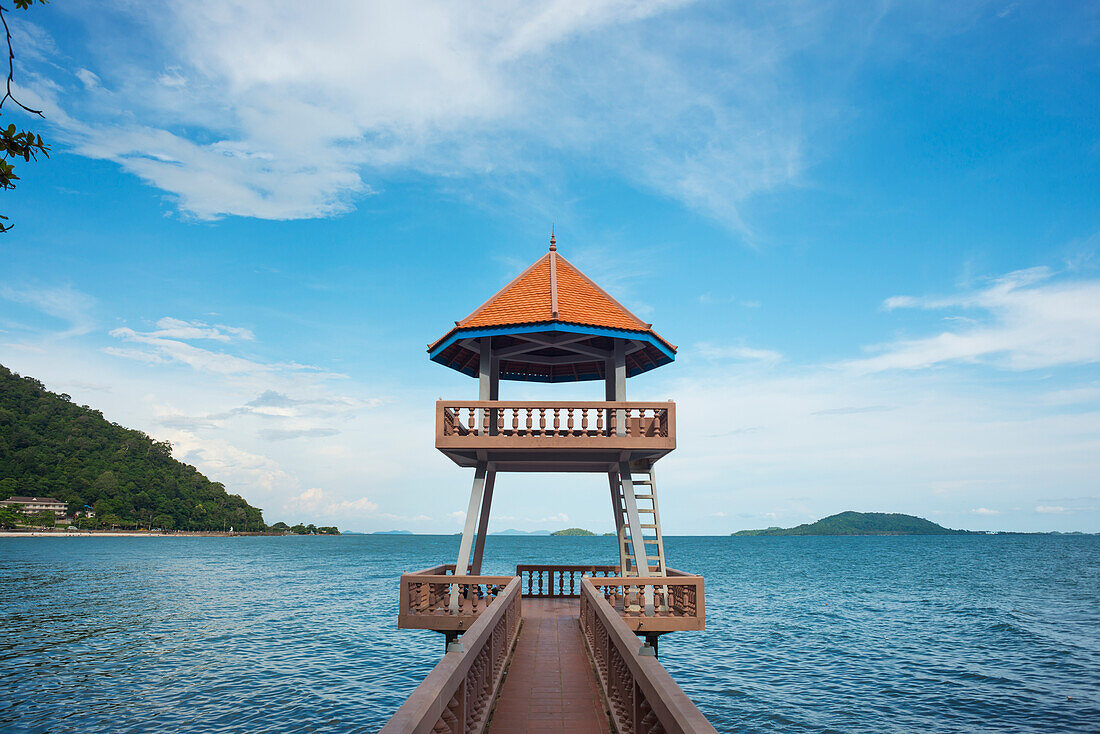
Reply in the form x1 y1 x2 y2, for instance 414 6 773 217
539 408 546 435
512 408 520 434
538 570 544 596
596 409 604 434
558 570 564 597
553 408 561 436
525 408 533 434
467 407 476 434
567 408 575 434
581 408 589 434
570 571 576 596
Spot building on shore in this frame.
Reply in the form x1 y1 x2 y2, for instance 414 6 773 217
2 496 68 518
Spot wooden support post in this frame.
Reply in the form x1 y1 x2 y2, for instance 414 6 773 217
478 338 492 433
613 340 626 436
489 356 499 435
604 358 615 435
471 469 496 574
450 462 487 612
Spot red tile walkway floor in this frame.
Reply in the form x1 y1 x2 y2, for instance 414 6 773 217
487 598 611 734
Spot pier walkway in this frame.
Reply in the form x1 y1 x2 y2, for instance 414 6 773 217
487 598 610 733
382 566 716 734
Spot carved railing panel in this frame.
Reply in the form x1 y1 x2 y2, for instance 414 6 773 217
515 565 619 597
585 569 705 633
399 564 517 632
436 400 675 449
580 578 718 734
381 578 522 734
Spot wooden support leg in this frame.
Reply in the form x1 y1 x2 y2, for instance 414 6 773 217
608 470 627 575
450 462 487 612
470 469 496 575
618 461 654 616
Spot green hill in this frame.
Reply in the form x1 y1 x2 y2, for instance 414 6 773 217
551 527 596 536
732 511 967 536
0 365 265 531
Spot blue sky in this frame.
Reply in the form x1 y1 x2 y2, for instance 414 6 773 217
1 0 1098 533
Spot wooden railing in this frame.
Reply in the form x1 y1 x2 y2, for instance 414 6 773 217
580 577 718 734
399 564 517 632
587 568 705 632
517 564 705 632
436 400 675 447
381 577 522 734
400 563 703 633
516 564 619 597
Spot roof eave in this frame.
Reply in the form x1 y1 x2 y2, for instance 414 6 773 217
428 321 676 362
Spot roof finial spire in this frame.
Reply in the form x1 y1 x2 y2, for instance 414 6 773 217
549 224 556 251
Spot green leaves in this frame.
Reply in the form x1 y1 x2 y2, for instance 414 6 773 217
1 0 51 231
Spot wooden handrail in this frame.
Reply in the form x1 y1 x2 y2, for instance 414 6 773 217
580 578 717 734
381 578 522 734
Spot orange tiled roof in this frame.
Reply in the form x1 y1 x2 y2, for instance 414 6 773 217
458 251 651 333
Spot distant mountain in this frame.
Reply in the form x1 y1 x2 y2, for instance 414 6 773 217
551 527 596 536
491 528 552 536
372 530 412 535
732 511 968 536
0 365 265 532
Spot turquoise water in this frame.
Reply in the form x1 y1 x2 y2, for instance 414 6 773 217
1 534 1097 732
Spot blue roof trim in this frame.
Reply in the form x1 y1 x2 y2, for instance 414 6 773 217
428 322 676 362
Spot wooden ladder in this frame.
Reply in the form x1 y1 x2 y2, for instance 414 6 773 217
611 462 668 614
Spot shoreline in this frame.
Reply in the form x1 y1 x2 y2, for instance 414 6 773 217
0 530 282 538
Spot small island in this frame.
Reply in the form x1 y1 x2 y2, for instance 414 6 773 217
732 511 968 536
551 527 596 536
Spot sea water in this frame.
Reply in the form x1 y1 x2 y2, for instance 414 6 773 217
1 534 1097 732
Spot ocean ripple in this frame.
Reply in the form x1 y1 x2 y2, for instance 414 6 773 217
1 534 1098 732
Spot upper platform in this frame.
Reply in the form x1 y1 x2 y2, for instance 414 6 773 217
428 241 676 382
435 399 674 471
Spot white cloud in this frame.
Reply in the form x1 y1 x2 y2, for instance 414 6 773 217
663 352 1100 531
106 319 327 378
1035 505 1068 514
26 0 828 228
695 342 783 364
0 284 96 338
162 428 293 493
849 268 1100 373
970 508 1000 516
283 487 379 517
74 68 101 89
149 317 255 342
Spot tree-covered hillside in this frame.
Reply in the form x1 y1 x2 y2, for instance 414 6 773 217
732 511 967 536
0 365 265 531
